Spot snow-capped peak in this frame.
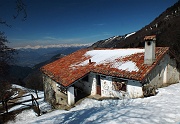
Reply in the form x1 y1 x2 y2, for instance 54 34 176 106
105 35 120 42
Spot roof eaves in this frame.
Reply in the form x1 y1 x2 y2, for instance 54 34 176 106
168 49 180 63
41 71 67 89
64 71 91 88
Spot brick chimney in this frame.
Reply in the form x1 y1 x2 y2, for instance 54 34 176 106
144 35 156 65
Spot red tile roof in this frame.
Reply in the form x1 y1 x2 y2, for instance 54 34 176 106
41 47 169 87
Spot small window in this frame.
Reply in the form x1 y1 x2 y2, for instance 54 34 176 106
112 78 127 92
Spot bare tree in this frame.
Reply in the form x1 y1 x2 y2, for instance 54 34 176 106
0 0 27 101
0 32 17 105
0 0 27 76
0 32 16 77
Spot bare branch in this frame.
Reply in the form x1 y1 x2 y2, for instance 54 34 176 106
0 18 11 27
13 0 27 21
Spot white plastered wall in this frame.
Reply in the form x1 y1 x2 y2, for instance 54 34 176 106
144 53 179 88
89 73 143 98
89 72 97 95
101 76 113 97
67 87 75 105
166 57 179 84
127 80 143 98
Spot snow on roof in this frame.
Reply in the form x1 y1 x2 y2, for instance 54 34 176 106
71 49 144 72
112 61 139 72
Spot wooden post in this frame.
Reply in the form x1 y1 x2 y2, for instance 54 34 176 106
35 99 40 116
33 96 40 116
37 106 40 116
30 94 41 116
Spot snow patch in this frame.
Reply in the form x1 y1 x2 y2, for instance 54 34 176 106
112 61 139 72
71 49 144 72
12 84 28 91
8 84 45 113
105 36 119 42
125 32 136 39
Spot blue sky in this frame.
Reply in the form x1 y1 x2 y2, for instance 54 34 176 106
0 0 178 48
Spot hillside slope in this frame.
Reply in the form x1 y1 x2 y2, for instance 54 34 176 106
90 1 180 60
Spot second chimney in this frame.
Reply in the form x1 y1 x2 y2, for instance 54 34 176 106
144 35 156 65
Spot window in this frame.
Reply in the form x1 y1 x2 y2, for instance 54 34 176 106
112 78 127 92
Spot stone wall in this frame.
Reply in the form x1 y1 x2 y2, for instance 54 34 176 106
43 75 68 109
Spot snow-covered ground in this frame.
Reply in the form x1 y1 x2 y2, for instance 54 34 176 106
8 83 180 124
7 85 52 116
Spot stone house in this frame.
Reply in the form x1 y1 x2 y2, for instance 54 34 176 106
41 35 179 108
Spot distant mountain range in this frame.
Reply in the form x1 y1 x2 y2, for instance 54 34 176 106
9 44 89 88
15 43 91 50
14 44 90 67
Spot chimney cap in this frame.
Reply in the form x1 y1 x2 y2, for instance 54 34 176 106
144 35 156 41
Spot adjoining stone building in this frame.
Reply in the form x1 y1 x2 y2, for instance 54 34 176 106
41 35 179 109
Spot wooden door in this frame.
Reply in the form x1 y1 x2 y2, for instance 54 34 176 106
96 85 101 95
96 75 101 95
